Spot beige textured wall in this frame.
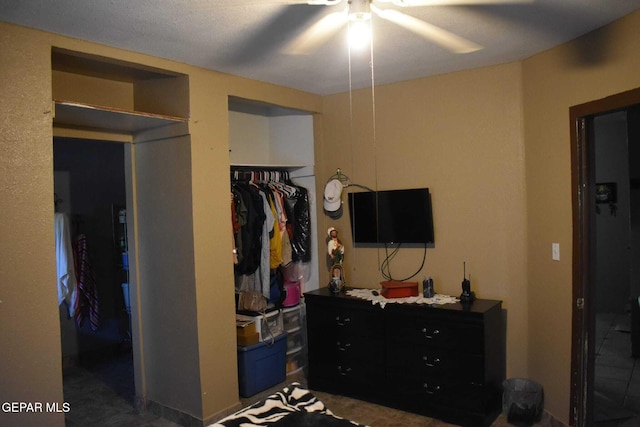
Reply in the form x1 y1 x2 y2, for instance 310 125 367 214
522 9 640 423
134 135 202 417
0 21 321 425
318 61 529 379
188 67 321 420
0 21 64 427
52 70 134 110
318 11 640 423
3 7 639 425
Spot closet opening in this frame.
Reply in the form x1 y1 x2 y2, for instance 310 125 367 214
51 47 191 424
54 137 135 418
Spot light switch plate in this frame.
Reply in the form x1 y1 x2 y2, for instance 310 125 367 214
552 243 560 261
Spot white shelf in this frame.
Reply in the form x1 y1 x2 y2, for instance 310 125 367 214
286 346 304 356
54 100 188 134
286 366 305 376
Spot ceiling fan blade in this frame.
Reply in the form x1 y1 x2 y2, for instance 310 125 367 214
281 11 347 54
372 6 482 53
215 0 341 5
307 0 343 4
381 0 532 6
216 1 306 5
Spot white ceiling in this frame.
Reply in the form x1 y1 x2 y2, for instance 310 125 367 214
1 0 639 95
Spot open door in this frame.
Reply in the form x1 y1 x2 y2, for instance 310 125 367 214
570 87 640 426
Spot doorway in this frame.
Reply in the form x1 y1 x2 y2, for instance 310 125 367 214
571 88 640 426
53 138 135 419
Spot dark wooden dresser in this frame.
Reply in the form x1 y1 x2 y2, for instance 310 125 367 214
304 287 505 427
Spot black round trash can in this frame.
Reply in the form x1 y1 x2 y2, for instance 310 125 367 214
502 378 544 425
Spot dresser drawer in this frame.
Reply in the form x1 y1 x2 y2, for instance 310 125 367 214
387 374 486 412
309 333 384 365
386 315 484 353
387 342 484 381
305 289 504 427
308 358 383 394
307 303 382 338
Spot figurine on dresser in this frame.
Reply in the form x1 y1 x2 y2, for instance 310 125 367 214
327 227 345 294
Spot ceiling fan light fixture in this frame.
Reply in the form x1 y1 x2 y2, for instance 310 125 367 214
348 0 372 21
390 0 423 5
348 19 371 49
349 11 372 21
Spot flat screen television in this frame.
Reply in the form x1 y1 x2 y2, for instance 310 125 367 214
348 188 434 245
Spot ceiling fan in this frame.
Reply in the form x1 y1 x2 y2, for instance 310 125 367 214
280 0 532 55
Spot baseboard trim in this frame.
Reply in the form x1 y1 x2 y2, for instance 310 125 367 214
205 401 243 425
146 399 204 427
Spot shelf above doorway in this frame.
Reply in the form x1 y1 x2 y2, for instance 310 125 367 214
53 100 188 134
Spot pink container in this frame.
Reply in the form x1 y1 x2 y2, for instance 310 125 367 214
283 281 301 307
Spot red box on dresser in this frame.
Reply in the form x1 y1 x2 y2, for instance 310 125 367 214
380 280 419 298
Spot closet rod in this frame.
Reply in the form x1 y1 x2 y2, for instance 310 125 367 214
230 168 290 183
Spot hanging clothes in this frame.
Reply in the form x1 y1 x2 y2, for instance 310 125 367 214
55 212 77 317
255 188 275 296
288 186 311 263
268 194 283 269
231 169 312 301
233 183 265 276
281 224 293 266
73 234 100 331
231 193 239 265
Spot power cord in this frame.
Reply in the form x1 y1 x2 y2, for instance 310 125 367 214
380 243 427 282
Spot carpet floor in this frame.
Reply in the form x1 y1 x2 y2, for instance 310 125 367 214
64 350 567 427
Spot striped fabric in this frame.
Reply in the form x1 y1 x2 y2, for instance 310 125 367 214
73 234 100 331
211 383 366 427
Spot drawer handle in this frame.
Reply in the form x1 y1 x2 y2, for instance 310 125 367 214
423 383 441 395
422 356 440 367
422 328 440 339
337 365 352 376
337 341 351 351
336 316 351 326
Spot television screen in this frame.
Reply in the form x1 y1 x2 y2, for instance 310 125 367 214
348 191 379 244
348 188 434 245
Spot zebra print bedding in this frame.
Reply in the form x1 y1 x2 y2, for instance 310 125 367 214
210 383 366 427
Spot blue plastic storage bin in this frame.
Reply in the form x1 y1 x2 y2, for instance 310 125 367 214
237 332 287 397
